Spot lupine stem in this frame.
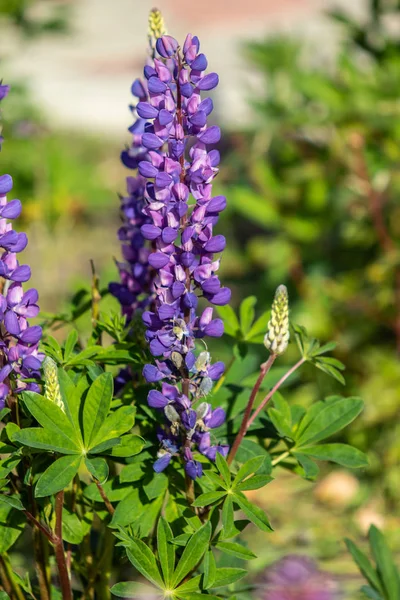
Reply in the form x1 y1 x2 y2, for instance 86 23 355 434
227 353 276 465
54 491 73 600
95 481 115 516
247 357 306 429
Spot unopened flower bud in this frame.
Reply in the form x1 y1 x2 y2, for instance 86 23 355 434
196 402 208 421
43 357 64 411
164 404 179 424
264 285 289 356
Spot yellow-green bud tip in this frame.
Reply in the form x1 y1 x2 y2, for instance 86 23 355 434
264 285 289 356
148 8 167 41
43 356 65 412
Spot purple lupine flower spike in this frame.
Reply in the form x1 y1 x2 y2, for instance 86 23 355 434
0 91 44 412
137 33 230 477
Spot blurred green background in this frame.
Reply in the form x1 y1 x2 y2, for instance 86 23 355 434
1 0 399 597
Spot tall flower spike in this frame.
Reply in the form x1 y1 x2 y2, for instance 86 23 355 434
109 12 166 320
264 284 289 356
138 32 230 478
0 86 44 412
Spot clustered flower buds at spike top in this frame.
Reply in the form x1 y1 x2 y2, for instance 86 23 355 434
137 33 231 479
148 8 167 58
264 284 290 356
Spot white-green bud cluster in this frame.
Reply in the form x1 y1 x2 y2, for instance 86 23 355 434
43 356 64 412
264 285 290 356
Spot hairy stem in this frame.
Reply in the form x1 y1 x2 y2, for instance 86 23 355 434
54 491 73 600
227 354 276 465
247 357 306 429
95 481 115 516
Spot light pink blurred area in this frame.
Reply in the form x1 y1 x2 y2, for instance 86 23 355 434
0 0 364 133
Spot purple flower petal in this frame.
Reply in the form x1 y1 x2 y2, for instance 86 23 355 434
148 390 169 408
154 453 172 472
196 73 219 91
148 252 170 269
208 362 225 380
142 133 164 150
198 126 221 145
136 102 159 119
191 53 208 71
0 175 13 195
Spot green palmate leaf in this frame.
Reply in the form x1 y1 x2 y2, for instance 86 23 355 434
62 509 84 544
246 310 270 342
174 575 202 594
63 329 79 362
233 440 272 475
192 491 227 508
210 568 247 588
143 473 169 501
84 478 131 503
90 405 136 450
239 296 257 336
43 336 63 363
110 489 144 527
111 582 161 599
82 372 113 448
14 428 80 455
88 438 120 455
35 455 82 498
0 456 21 479
0 494 24 511
85 457 109 483
119 463 145 484
172 522 212 587
216 305 240 338
57 368 81 436
22 392 80 449
215 541 257 560
369 526 400 600
177 594 220 600
157 517 175 588
292 453 320 481
233 455 265 486
269 408 293 439
107 434 145 458
296 397 364 446
360 586 383 600
345 539 383 594
296 444 368 468
125 538 164 589
135 495 164 539
0 592 10 600
0 503 25 553
236 475 273 491
215 453 231 487
203 550 217 589
206 471 228 491
234 492 273 532
221 495 236 538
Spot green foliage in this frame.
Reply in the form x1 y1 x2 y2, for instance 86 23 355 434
347 526 400 600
